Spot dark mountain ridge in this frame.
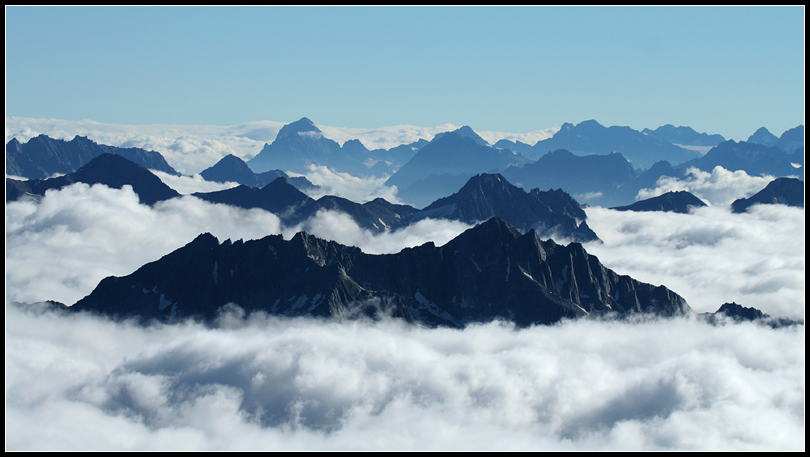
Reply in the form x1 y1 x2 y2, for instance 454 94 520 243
611 191 707 214
6 134 178 179
192 177 417 233
6 153 180 205
406 173 598 242
70 217 691 327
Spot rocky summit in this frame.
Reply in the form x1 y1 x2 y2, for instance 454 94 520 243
70 218 690 327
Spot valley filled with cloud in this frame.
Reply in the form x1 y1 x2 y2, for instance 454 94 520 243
5 170 805 450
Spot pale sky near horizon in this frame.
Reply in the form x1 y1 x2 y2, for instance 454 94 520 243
5 6 805 142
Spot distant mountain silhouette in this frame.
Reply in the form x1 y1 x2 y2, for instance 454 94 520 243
6 153 180 205
501 149 637 207
677 140 803 178
611 191 707 214
776 125 804 154
747 127 779 148
6 134 178 180
246 117 378 177
386 128 529 207
70 218 690 327
641 124 725 147
193 177 417 233
532 120 702 169
200 154 318 191
730 177 804 213
406 173 598 242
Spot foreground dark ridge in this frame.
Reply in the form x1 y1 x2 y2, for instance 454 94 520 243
70 217 691 327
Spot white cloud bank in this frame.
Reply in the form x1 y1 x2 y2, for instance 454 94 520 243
6 306 804 451
636 166 779 207
5 178 804 451
583 205 805 319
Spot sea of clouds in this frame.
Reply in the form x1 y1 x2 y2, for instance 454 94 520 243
5 177 804 451
5 119 804 451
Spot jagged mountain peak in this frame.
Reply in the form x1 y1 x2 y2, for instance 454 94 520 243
276 117 322 140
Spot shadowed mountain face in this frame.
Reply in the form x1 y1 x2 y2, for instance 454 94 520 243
701 302 803 329
192 177 417 233
406 173 598 243
70 218 691 327
730 177 805 213
6 134 178 180
611 191 707 214
6 153 180 206
200 154 318 191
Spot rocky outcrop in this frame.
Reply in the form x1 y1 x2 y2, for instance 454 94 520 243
730 177 804 213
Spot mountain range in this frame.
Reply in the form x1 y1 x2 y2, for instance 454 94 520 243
70 217 690 327
406 173 598 242
6 134 178 179
200 153 318 191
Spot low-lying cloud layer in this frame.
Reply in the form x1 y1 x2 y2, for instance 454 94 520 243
635 166 779 207
6 305 804 451
5 177 804 451
583 205 805 319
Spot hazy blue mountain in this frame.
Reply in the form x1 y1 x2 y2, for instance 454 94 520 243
245 117 377 177
493 139 536 158
677 140 803 178
405 173 598 242
747 127 779 148
70 218 690 327
641 124 725 147
368 139 428 166
501 149 638 207
730 177 804 213
193 177 417 233
611 191 707 214
532 120 702 169
200 154 318 191
6 134 178 180
6 153 180 206
385 129 529 207
432 125 489 146
776 125 804 154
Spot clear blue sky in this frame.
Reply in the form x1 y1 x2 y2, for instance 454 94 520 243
5 6 805 141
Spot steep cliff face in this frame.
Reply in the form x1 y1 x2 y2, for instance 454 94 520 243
71 218 690 327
